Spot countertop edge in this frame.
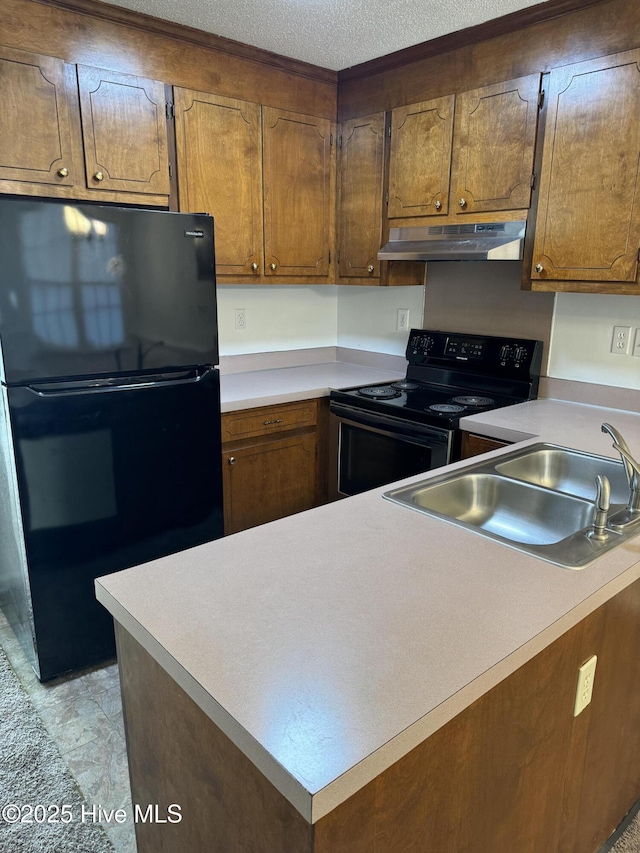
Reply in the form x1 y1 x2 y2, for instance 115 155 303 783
97 552 640 825
96 584 314 824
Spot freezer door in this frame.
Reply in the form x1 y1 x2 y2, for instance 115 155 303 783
7 368 223 680
0 198 218 384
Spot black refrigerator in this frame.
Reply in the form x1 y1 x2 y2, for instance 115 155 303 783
0 197 224 681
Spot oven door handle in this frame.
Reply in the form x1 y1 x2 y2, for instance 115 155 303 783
330 402 450 445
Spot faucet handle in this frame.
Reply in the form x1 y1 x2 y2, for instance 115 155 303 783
591 474 611 540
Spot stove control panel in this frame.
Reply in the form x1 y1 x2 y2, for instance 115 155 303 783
407 329 542 378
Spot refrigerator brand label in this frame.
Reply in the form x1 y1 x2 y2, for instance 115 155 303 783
184 230 205 238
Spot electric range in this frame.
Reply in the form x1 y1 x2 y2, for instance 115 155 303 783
329 329 543 497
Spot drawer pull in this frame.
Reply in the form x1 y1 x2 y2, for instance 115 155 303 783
57 167 69 178
263 418 283 426
228 456 236 465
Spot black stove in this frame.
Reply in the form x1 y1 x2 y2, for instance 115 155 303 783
329 329 542 497
330 329 543 430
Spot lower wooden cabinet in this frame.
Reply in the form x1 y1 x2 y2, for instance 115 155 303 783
460 431 509 459
222 399 327 534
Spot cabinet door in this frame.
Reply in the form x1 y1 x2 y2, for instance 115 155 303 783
0 47 76 187
262 107 332 277
222 434 317 534
174 88 263 277
337 113 385 279
451 74 540 215
77 65 170 195
531 50 640 284
387 96 454 219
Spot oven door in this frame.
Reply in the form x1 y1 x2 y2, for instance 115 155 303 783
330 402 453 498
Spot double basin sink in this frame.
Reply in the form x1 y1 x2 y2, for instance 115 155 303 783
383 443 635 569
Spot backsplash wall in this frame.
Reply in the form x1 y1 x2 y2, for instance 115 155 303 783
548 293 640 391
217 284 424 356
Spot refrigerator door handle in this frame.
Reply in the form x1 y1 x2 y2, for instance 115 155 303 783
24 367 215 397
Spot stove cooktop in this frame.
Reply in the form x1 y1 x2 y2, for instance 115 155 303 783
329 329 543 430
330 380 525 428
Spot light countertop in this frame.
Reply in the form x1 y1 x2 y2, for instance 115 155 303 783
219 360 405 412
96 397 640 824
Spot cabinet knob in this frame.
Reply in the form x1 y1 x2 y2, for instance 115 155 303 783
251 262 259 272
434 200 442 211
57 167 69 178
458 198 467 209
535 263 544 274
367 265 375 274
94 171 104 182
270 263 277 271
228 456 236 465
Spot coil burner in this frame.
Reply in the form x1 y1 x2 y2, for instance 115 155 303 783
429 403 466 414
450 395 496 407
357 386 401 399
390 380 420 390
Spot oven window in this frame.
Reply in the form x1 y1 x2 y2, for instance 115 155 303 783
339 423 435 496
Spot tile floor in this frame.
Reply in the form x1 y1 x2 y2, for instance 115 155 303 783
0 610 136 853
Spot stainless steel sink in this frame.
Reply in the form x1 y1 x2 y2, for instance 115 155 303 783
383 442 636 569
495 446 628 504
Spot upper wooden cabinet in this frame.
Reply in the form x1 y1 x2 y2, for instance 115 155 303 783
174 88 263 276
0 47 171 204
530 49 640 290
77 65 170 196
262 106 333 278
175 93 334 282
0 46 77 188
336 112 386 279
387 74 541 223
387 96 454 218
451 74 541 215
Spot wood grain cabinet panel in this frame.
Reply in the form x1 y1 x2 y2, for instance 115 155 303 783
263 107 333 277
460 432 509 459
221 400 320 534
77 65 170 195
336 112 386 279
387 95 454 219
451 73 541 215
531 49 640 287
174 88 263 277
0 46 77 188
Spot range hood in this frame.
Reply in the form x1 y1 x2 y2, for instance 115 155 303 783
378 220 526 262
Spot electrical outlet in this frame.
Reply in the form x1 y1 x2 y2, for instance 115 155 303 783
633 328 640 358
235 309 246 331
397 308 410 332
611 325 631 354
573 654 597 716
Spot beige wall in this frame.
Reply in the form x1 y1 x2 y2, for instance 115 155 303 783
422 262 555 373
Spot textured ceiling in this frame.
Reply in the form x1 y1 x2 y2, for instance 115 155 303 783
101 0 545 71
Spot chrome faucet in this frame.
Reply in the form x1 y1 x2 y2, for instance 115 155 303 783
590 474 611 540
601 423 640 531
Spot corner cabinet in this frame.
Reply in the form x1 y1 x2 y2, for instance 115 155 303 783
174 89 335 284
336 112 385 280
0 45 171 205
221 400 325 535
387 74 541 224
529 49 640 293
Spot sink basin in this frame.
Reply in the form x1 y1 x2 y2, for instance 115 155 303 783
406 473 594 546
495 446 627 504
383 442 636 569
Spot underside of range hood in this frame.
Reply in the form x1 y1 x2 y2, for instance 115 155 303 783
378 220 526 262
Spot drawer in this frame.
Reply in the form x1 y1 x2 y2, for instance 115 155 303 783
222 400 317 442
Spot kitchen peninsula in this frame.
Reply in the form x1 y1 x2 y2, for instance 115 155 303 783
96 395 640 853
